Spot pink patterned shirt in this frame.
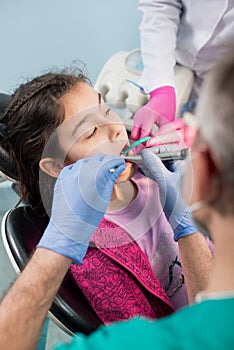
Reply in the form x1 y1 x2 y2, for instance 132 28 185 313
105 171 189 309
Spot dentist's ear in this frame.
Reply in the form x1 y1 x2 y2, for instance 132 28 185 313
189 142 221 207
39 157 63 178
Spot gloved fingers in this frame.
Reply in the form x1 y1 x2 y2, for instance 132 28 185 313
131 108 145 140
146 118 195 148
84 154 127 189
131 118 153 141
52 154 126 223
139 149 175 213
131 124 141 141
140 148 170 184
146 133 179 147
64 154 125 200
132 105 173 141
94 154 126 178
149 86 176 123
131 126 152 142
146 122 185 148
132 105 159 140
137 108 160 135
59 154 125 181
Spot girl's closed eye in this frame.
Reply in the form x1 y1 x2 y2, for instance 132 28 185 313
86 108 110 139
87 126 97 139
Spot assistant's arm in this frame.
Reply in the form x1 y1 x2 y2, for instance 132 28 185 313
131 1 182 140
138 0 182 92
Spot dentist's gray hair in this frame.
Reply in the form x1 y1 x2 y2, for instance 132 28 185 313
196 49 234 186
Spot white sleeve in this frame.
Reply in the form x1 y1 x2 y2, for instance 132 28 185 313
138 0 182 93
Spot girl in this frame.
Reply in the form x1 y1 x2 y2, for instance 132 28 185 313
0 69 189 324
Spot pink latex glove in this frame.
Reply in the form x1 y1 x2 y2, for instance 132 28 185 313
131 86 176 141
146 118 197 148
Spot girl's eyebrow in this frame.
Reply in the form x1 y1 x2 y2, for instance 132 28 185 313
71 113 95 136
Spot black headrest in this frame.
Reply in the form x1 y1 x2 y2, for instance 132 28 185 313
0 92 18 181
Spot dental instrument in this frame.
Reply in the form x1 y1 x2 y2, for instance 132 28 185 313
121 136 152 155
123 148 189 164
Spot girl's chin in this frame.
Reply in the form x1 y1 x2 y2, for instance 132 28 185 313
115 162 136 183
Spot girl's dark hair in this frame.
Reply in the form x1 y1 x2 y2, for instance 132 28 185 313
0 69 90 211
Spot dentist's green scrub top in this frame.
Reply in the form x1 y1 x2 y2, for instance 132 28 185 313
54 298 234 350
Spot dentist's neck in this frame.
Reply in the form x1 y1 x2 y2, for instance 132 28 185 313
205 213 234 294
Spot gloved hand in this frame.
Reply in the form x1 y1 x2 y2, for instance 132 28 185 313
38 154 126 263
146 118 197 148
140 148 197 241
131 86 176 141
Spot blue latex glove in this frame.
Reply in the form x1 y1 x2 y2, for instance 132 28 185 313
140 148 197 241
38 154 126 263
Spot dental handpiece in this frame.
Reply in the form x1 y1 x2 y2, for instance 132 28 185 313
123 148 189 164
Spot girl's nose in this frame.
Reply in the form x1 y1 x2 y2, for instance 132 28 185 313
109 123 122 142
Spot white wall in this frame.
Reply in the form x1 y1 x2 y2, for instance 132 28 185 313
0 0 141 93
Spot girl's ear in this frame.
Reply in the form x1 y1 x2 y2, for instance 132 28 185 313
39 158 63 178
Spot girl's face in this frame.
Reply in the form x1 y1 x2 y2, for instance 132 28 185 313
49 82 135 182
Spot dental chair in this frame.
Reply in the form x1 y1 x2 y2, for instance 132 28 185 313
0 93 103 342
